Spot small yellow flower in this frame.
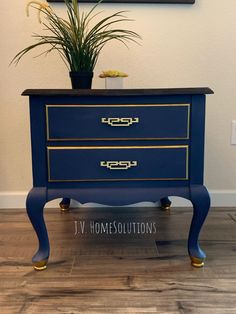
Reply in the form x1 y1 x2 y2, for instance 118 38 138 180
26 0 51 23
99 70 128 78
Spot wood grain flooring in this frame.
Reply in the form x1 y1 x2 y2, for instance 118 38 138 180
0 206 235 314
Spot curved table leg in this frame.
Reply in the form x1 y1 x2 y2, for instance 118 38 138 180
26 188 49 271
188 185 210 268
160 197 172 211
59 198 71 212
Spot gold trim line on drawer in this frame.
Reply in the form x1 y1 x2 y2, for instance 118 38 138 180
48 178 189 182
47 145 188 150
186 145 189 180
46 104 190 141
46 104 190 107
47 145 189 182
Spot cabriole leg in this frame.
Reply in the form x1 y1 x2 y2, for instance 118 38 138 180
26 188 49 271
59 198 71 212
188 185 210 268
160 197 172 211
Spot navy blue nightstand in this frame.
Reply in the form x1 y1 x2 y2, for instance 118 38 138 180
23 88 213 270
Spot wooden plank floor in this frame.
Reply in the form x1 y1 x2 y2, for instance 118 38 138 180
0 206 236 313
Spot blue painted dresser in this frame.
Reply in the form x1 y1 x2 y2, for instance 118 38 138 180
23 88 213 270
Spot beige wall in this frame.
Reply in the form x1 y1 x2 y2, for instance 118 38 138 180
1 0 236 205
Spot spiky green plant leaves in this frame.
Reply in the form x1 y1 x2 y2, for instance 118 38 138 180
11 0 141 72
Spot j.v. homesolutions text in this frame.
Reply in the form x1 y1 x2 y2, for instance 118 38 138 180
74 220 157 236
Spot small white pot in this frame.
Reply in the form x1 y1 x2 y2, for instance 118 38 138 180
105 77 123 89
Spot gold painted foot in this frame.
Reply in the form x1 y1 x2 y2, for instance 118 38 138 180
160 204 171 211
190 256 205 268
59 202 70 212
160 197 171 211
33 259 48 271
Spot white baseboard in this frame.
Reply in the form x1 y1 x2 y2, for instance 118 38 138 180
0 190 235 209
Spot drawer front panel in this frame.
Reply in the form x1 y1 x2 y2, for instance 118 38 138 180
46 104 190 140
47 146 188 182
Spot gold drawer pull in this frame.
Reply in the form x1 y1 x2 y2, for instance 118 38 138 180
101 117 139 127
100 160 137 170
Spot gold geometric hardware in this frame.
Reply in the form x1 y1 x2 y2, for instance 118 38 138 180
101 117 139 127
100 160 138 170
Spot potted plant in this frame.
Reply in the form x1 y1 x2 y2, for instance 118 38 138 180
99 70 128 89
11 0 140 89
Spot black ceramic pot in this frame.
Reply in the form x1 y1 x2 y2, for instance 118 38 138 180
69 71 93 89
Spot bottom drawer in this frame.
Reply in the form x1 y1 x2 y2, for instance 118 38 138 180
47 145 188 182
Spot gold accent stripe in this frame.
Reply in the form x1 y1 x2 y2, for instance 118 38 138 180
46 104 190 108
47 148 51 182
46 104 190 141
47 137 189 141
186 145 189 179
47 145 188 150
46 105 50 143
48 178 189 182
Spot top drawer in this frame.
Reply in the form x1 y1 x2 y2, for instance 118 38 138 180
46 104 190 141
